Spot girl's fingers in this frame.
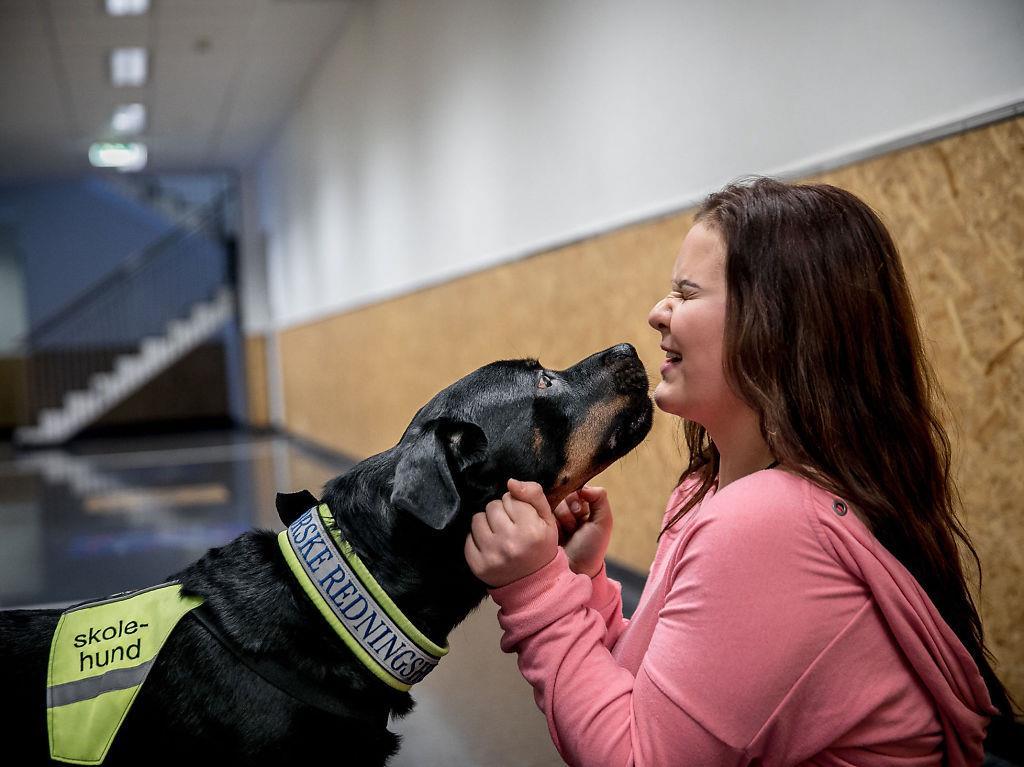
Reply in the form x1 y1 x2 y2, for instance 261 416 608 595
470 511 492 543
485 498 515 534
577 486 608 515
464 528 484 570
571 499 590 521
505 479 554 524
552 499 578 531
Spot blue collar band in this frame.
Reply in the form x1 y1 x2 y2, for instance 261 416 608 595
278 505 448 692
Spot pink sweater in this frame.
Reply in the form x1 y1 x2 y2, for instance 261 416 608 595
490 469 995 766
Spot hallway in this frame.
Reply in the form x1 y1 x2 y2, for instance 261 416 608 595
0 429 562 766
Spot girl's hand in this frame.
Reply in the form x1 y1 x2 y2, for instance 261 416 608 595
464 479 559 588
551 485 613 577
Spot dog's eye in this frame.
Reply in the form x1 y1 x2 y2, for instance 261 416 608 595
537 373 553 390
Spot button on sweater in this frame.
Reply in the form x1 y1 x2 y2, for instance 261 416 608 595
489 469 995 766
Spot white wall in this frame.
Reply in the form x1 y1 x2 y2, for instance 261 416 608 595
247 0 1024 333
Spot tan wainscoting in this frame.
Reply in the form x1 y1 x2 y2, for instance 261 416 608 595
800 117 1024 706
0 355 27 428
244 334 270 427
278 116 1024 702
279 210 693 574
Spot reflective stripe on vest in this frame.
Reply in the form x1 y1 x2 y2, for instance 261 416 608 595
47 582 204 765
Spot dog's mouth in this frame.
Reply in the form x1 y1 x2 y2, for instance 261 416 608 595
600 397 653 459
544 397 653 510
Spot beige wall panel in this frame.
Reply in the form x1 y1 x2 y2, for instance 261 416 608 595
244 334 270 427
806 117 1024 704
279 117 1023 702
0 356 26 427
279 212 697 568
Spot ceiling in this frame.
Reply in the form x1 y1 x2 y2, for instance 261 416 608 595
0 0 354 183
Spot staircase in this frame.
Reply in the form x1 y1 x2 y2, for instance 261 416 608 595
16 287 234 446
15 191 235 447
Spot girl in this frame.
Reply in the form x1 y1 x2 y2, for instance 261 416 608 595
465 178 1015 765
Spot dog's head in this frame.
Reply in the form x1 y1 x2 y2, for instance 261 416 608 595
390 343 653 531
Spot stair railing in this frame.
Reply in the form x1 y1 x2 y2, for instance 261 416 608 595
21 192 234 425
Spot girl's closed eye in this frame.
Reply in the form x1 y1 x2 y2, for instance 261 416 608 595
670 280 698 299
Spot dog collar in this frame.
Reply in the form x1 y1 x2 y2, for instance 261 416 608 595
278 504 448 691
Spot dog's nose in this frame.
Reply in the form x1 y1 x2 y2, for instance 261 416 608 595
598 344 647 394
601 343 638 366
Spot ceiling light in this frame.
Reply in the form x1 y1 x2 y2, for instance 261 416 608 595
89 142 148 172
105 0 150 16
110 47 148 87
111 103 147 134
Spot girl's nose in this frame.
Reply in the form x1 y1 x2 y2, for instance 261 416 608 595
648 297 670 333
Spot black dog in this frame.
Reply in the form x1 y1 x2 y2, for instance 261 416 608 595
1 344 653 766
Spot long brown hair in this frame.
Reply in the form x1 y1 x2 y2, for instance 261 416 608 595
662 177 1015 722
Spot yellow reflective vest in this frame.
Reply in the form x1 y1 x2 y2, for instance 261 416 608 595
46 582 204 765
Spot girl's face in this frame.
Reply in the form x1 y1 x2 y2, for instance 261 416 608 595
647 222 745 427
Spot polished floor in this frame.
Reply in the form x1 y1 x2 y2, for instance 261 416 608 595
0 428 564 766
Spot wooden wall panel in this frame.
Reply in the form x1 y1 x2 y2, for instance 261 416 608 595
244 334 270 427
808 118 1024 704
0 356 26 427
278 116 1023 701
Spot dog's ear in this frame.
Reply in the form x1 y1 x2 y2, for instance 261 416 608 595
275 489 320 526
390 419 488 530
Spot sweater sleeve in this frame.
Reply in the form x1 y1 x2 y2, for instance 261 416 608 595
490 548 743 766
584 562 629 650
580 477 699 650
489 477 849 766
